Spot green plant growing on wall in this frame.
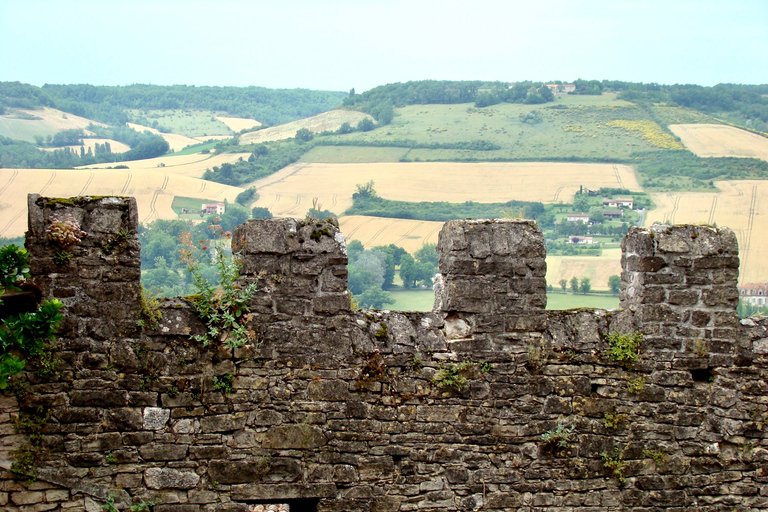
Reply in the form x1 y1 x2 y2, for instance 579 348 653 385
626 375 646 394
541 423 575 448
603 412 628 430
526 341 547 373
643 449 669 466
606 331 643 365
137 285 162 330
601 446 627 484
213 373 235 394
432 361 473 391
180 231 258 349
10 406 52 481
691 338 708 358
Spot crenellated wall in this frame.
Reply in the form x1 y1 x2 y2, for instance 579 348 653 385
1 195 768 512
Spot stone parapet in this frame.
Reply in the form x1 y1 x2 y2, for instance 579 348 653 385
621 224 741 354
232 218 350 317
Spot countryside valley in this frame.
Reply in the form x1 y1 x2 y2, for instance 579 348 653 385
2 80 768 313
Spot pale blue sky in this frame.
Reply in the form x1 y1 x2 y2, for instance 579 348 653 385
1 0 766 92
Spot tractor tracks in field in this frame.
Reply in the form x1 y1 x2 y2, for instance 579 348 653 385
78 172 95 197
145 175 169 223
662 194 680 225
613 165 625 189
0 169 18 199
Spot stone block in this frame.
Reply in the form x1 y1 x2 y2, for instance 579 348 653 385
144 468 200 490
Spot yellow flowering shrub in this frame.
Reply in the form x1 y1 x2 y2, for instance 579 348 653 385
606 119 684 150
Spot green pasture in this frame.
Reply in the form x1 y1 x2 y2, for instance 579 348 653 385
172 140 221 156
319 94 664 162
300 145 409 163
128 109 234 137
0 116 57 143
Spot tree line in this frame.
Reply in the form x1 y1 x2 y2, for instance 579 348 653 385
0 82 347 127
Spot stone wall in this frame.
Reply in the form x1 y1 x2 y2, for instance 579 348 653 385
1 195 768 511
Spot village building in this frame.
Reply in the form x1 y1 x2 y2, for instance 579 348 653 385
603 209 624 219
739 283 768 305
545 83 576 94
202 202 226 215
569 235 595 245
565 213 590 223
603 197 634 209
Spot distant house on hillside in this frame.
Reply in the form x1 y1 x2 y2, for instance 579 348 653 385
202 203 225 215
545 83 576 94
740 283 768 305
603 210 624 219
565 214 590 223
603 198 634 209
569 235 594 245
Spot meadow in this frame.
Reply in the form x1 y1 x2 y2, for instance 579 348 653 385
128 109 235 137
316 94 666 162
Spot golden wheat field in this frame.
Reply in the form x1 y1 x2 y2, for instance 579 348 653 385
238 110 374 145
546 249 623 292
669 124 768 161
338 216 444 254
216 116 261 132
0 167 245 238
247 161 641 218
78 152 251 179
127 123 202 152
645 180 768 283
17 107 108 132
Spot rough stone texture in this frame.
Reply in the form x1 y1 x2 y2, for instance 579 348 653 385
2 198 768 511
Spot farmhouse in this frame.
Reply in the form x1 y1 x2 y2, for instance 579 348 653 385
568 235 594 244
202 202 225 215
740 282 768 305
603 209 623 219
545 83 576 94
603 197 634 209
565 213 590 223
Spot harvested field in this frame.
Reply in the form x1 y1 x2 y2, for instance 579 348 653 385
127 123 202 152
546 249 623 292
78 152 251 179
338 216 443 253
645 180 768 283
0 107 106 142
238 110 374 145
0 167 244 238
670 124 768 161
248 161 641 218
217 116 261 132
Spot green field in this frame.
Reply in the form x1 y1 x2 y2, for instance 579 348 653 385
0 115 57 143
300 145 409 163
129 109 234 137
309 94 664 163
387 289 619 312
172 141 221 156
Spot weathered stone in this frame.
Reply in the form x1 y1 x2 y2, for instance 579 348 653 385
144 468 200 489
143 407 171 430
